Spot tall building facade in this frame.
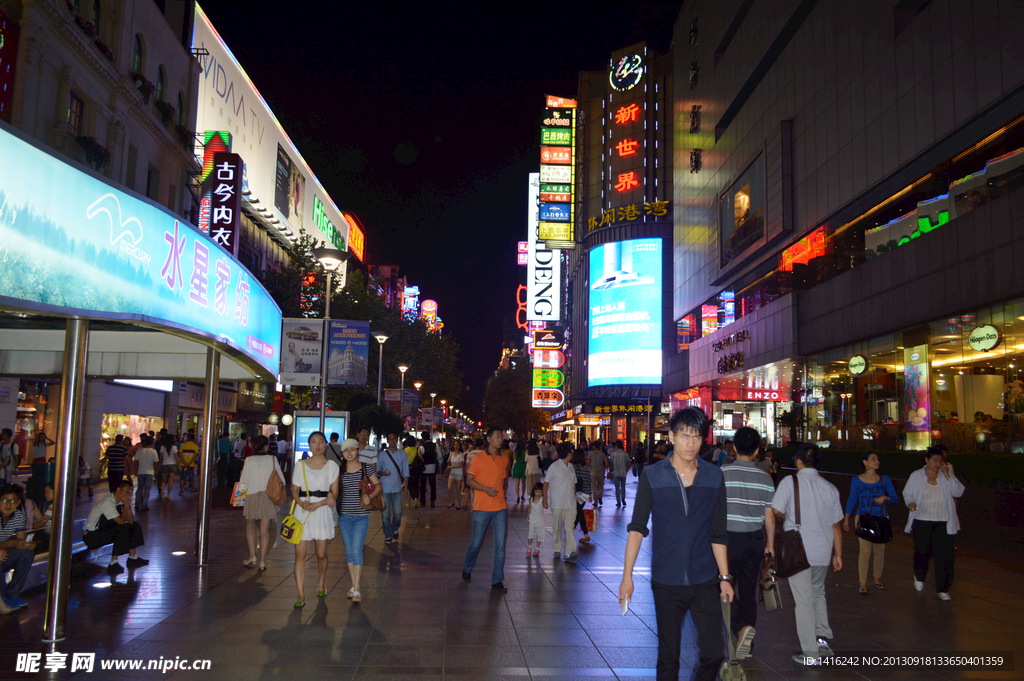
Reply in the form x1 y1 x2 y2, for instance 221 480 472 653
671 0 1024 451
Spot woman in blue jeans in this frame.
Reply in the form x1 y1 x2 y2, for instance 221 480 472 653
337 438 381 602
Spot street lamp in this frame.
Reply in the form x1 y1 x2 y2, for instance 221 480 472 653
373 332 389 405
312 247 350 433
398 364 410 391
414 381 423 391
430 393 437 439
441 399 447 421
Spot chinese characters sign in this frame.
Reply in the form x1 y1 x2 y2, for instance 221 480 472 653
210 152 242 256
0 123 281 375
587 201 670 233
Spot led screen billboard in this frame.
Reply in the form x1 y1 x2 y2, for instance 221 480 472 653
587 238 662 386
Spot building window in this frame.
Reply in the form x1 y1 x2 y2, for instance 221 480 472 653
68 92 85 137
131 35 143 74
176 92 184 126
155 66 165 102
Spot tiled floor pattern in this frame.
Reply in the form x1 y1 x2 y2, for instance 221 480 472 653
1 474 1022 680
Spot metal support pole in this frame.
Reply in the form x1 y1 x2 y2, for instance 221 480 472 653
376 342 384 405
43 318 89 642
195 348 220 567
319 271 331 434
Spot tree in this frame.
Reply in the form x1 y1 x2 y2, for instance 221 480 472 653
351 403 406 442
483 363 552 439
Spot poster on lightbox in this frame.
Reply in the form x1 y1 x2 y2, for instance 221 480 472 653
280 319 324 385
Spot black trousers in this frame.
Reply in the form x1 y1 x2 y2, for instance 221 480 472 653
84 519 145 557
651 579 724 681
420 473 437 504
726 529 766 637
573 501 588 532
912 520 955 592
107 470 124 494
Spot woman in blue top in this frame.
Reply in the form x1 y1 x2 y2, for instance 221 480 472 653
842 452 898 594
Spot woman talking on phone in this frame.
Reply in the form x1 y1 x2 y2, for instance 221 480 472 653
903 447 964 601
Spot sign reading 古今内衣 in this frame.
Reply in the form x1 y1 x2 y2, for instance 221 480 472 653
209 152 242 257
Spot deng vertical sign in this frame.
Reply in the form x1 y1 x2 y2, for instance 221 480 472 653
526 173 560 322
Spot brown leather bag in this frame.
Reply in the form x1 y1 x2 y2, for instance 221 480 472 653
266 468 286 506
773 475 811 579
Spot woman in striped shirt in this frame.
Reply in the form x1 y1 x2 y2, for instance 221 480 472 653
337 438 381 603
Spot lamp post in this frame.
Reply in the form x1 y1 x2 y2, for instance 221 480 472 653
312 247 350 434
430 392 437 439
440 399 447 422
373 332 389 405
399 365 409 391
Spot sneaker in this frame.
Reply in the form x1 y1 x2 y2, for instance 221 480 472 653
552 552 560 559
462 570 471 582
126 556 150 567
491 581 508 593
532 549 540 557
914 579 924 591
736 626 755 659
793 653 821 666
107 562 124 574
3 596 28 610
565 552 578 562
816 638 834 656
938 592 952 601
384 537 393 545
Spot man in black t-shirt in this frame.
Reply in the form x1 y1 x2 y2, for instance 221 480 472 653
104 435 128 494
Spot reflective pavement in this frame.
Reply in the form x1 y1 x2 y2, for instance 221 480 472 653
1 472 1022 680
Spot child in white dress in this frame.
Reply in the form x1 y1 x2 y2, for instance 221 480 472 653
527 483 546 557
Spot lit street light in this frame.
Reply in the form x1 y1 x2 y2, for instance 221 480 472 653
312 247 350 433
398 364 409 392
373 332 389 405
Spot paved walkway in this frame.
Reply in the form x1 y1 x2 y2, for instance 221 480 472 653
1 471 1021 680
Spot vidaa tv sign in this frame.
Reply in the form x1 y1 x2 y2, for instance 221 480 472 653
588 238 662 386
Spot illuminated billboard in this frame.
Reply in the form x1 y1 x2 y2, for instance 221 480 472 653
193 6 356 261
588 238 662 386
526 174 560 322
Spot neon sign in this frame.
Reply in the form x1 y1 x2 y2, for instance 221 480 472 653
614 172 639 192
615 139 639 157
610 54 644 92
614 104 640 125
780 226 827 271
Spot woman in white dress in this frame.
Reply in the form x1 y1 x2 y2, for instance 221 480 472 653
291 431 339 607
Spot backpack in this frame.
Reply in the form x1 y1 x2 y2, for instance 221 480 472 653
421 442 438 466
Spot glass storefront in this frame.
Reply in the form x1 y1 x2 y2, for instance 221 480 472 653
101 414 166 451
803 298 1024 452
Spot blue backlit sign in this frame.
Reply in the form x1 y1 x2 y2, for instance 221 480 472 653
539 203 571 222
0 122 281 375
588 238 662 386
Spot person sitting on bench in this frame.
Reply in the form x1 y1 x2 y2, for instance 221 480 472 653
83 480 149 573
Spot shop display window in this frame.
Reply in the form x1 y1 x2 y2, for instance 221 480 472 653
101 414 165 451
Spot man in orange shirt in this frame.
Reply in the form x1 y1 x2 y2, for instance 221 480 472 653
462 426 510 592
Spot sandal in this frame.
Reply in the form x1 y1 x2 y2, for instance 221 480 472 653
293 600 305 608
316 590 326 598
526 549 533 556
859 586 868 595
242 558 257 567
259 562 266 571
351 591 361 603
532 549 540 557
874 581 886 590
347 587 355 599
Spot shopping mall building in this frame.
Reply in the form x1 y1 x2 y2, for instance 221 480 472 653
666 0 1024 453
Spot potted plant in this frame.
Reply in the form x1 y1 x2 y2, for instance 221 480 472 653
94 39 114 62
174 124 194 153
154 100 176 126
130 72 155 103
75 136 111 171
74 16 97 39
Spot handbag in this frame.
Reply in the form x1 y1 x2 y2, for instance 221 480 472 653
266 465 286 506
773 475 811 579
230 482 247 508
759 553 783 611
856 513 893 544
280 461 310 545
359 464 386 511
584 508 599 532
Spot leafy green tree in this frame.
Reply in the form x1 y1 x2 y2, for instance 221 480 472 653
483 363 551 439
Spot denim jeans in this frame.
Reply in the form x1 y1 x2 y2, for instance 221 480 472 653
463 508 507 584
0 549 34 601
614 476 627 505
135 474 153 509
337 513 370 565
381 491 404 540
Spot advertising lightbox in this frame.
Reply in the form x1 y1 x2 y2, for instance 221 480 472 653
539 165 571 183
526 174 560 322
193 6 352 259
293 412 348 464
539 203 571 222
0 121 281 376
326 320 370 387
588 238 662 386
281 319 323 385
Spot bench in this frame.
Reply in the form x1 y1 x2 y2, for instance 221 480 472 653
4 518 110 593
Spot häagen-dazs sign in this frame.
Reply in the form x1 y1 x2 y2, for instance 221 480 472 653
849 355 867 375
968 325 1000 352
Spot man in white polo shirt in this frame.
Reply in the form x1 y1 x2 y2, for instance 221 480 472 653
543 442 578 562
772 443 843 667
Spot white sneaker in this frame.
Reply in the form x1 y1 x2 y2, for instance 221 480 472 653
914 579 924 591
736 626 755 659
816 637 834 656
938 592 952 601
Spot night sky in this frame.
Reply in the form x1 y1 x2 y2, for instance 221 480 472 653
201 0 644 406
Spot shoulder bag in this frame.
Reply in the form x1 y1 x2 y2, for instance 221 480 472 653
773 475 811 579
856 493 893 543
359 464 386 511
280 461 309 544
266 460 286 506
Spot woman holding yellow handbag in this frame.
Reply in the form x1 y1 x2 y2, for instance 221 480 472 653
289 431 339 608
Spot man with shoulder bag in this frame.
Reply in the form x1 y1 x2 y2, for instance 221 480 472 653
771 443 843 667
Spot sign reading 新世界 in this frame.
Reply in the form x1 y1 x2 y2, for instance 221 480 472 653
210 152 242 257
